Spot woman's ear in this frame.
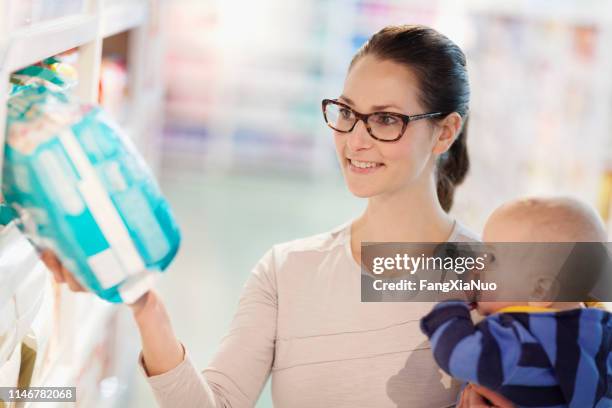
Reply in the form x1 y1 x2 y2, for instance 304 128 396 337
432 112 463 155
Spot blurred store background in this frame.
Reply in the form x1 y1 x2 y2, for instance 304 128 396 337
2 0 612 407
160 0 612 232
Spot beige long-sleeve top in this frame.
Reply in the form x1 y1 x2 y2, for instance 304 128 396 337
139 221 480 407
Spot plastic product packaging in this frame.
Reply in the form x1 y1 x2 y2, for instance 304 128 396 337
2 67 181 303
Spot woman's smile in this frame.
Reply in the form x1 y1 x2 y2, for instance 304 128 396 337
346 157 386 174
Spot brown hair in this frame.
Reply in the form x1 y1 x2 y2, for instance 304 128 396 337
351 25 470 212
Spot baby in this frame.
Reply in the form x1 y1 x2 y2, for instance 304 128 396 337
420 197 611 408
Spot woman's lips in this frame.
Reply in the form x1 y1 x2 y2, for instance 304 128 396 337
347 158 385 174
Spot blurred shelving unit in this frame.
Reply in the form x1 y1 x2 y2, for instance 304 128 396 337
456 0 612 232
0 0 166 406
160 0 340 176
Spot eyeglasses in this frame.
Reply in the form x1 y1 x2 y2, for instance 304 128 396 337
322 99 446 142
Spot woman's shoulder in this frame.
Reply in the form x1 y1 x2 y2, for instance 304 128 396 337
271 221 351 258
449 221 481 242
251 221 352 280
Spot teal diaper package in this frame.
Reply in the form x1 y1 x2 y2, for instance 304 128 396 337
2 66 180 303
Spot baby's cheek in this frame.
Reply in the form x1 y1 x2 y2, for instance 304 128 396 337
477 301 510 315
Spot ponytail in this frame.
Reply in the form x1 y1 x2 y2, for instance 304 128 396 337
436 117 470 212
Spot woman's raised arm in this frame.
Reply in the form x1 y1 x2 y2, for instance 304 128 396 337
42 248 279 408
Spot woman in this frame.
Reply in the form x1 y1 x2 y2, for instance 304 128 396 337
45 25 508 407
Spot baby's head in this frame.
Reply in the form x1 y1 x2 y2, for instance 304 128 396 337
476 197 608 315
483 197 607 243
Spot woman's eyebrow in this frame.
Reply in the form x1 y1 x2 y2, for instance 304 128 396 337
338 95 354 105
371 103 402 111
338 95 402 111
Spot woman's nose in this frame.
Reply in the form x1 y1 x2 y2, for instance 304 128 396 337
346 120 373 151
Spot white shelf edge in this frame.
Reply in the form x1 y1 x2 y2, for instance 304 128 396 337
5 2 149 73
101 4 148 39
6 14 98 72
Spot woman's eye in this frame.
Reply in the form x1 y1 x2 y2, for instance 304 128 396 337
375 114 398 126
339 108 352 119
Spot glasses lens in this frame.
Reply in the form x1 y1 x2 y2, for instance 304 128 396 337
325 102 355 132
368 113 404 141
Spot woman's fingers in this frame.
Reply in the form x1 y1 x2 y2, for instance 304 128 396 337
40 249 65 283
458 384 492 408
457 384 471 407
39 249 87 292
458 383 497 408
471 384 515 407
458 383 517 408
128 290 153 315
466 386 493 407
62 265 86 292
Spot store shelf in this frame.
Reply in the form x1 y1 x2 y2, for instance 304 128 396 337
101 3 148 39
466 0 612 24
2 2 149 74
4 14 97 73
35 293 117 382
1 1 164 406
73 297 118 368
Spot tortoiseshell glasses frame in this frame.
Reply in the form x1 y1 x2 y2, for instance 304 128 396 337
322 99 446 142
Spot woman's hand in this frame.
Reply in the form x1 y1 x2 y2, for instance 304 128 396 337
129 289 185 376
40 249 184 376
40 249 87 292
458 384 515 407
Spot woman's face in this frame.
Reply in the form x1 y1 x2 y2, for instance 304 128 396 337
333 55 440 198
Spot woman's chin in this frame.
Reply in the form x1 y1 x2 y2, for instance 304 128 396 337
346 184 380 198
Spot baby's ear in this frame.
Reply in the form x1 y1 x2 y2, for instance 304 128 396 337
528 276 559 305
